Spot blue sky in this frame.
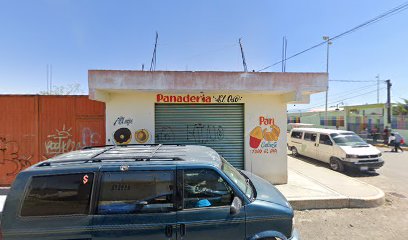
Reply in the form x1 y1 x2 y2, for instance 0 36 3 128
0 0 407 111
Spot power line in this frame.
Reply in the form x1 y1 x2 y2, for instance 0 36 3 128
313 82 379 102
257 1 408 72
302 87 379 111
295 87 386 112
329 79 378 82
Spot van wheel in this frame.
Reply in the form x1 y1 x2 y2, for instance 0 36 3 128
291 147 299 156
330 158 344 172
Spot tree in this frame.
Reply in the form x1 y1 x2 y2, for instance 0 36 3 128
38 83 84 95
392 98 408 116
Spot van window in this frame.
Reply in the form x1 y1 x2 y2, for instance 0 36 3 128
304 132 317 142
97 171 175 215
319 134 333 145
291 131 303 139
21 173 94 216
330 133 368 147
184 169 234 209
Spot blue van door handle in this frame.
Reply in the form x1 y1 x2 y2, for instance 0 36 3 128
165 225 173 238
180 223 186 237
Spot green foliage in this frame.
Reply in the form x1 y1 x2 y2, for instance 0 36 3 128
393 98 408 116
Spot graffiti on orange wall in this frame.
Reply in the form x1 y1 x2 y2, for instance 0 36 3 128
81 127 102 147
45 125 81 156
0 137 33 176
249 116 280 154
44 125 102 157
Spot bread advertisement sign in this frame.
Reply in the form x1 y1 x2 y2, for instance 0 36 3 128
249 116 280 154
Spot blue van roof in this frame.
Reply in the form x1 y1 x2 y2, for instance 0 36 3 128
36 144 223 169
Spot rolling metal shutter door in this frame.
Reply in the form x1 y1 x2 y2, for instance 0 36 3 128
155 104 244 169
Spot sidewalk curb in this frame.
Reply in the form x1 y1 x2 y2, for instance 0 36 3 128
288 187 385 210
374 143 408 151
286 180 385 211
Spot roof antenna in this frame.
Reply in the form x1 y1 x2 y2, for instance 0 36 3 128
150 32 159 71
239 38 248 72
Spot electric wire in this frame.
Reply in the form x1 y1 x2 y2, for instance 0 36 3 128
329 80 378 82
257 1 408 72
312 82 379 102
293 87 386 112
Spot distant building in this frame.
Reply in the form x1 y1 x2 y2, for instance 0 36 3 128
288 103 408 141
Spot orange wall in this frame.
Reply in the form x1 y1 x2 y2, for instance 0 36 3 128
0 95 105 185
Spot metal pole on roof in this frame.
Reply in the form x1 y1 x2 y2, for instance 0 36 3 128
239 38 248 72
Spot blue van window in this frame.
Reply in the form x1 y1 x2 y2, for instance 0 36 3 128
21 173 94 216
97 171 175 215
184 169 233 209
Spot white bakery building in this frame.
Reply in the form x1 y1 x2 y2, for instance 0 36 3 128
88 70 327 184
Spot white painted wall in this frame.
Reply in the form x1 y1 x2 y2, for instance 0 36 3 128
105 92 288 184
106 92 155 145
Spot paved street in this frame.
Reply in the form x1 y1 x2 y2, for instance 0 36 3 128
294 147 408 239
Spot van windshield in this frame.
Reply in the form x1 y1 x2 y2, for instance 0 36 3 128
221 158 254 200
330 133 368 147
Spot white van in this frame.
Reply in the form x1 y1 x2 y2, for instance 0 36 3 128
287 128 384 172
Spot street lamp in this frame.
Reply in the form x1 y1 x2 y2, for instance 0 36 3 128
323 36 332 125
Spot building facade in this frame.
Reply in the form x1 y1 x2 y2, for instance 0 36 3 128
89 70 327 184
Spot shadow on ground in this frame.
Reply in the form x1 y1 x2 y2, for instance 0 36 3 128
289 154 379 178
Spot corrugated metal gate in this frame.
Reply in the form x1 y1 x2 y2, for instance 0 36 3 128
155 104 244 169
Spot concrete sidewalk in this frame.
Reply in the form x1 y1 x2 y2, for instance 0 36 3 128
276 156 385 210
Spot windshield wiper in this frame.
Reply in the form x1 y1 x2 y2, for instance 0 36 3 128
238 170 255 200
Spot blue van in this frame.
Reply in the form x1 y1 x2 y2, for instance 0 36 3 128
1 144 299 240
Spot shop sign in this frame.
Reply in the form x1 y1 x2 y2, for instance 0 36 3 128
249 116 280 155
156 94 243 103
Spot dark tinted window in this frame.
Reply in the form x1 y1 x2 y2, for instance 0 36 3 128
291 131 303 139
97 171 175 215
319 134 332 145
184 169 233 209
21 173 94 216
304 132 317 142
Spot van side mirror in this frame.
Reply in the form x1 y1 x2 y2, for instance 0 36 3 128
230 196 242 215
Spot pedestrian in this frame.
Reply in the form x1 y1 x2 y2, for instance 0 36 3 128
394 133 404 153
372 126 378 143
388 133 396 152
383 126 390 144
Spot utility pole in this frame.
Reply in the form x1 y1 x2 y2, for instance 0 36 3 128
323 36 332 125
376 74 380 103
386 79 392 125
